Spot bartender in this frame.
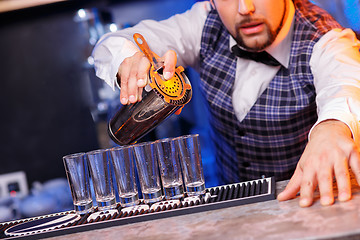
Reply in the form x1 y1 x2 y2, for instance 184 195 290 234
92 0 360 207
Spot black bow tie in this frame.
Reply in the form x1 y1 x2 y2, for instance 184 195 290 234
231 45 281 67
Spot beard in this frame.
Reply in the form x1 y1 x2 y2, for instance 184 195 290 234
234 0 287 52
234 18 282 52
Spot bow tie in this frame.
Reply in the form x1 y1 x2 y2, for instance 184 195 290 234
231 45 281 67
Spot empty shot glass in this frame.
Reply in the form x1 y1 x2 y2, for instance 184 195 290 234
63 152 93 215
110 146 139 207
86 149 117 211
155 138 184 199
175 134 206 196
133 141 163 203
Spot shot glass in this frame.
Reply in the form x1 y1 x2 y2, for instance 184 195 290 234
63 153 93 215
86 149 116 211
133 141 163 203
109 146 139 207
155 138 184 199
175 134 206 196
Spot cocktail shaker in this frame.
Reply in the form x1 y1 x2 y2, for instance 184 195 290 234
108 33 192 145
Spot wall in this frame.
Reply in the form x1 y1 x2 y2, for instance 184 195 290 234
0 2 100 185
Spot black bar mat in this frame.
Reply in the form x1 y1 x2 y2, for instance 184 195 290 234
0 177 276 240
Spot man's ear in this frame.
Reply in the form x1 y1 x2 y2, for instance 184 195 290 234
210 0 216 9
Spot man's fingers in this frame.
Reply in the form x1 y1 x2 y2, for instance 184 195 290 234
299 168 317 207
334 158 351 202
118 60 131 105
349 147 360 186
118 50 176 105
162 50 177 80
277 167 302 201
138 88 143 102
127 74 138 103
118 74 128 105
137 56 150 88
128 53 148 103
317 165 334 206
118 52 150 104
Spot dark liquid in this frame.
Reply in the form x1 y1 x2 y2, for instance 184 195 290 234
108 90 180 145
164 184 184 199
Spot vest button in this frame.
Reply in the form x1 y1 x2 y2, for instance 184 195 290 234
242 162 250 168
237 128 245 136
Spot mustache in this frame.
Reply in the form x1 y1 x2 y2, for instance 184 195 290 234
236 17 265 28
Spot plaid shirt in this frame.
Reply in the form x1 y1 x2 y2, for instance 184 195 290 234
199 0 342 184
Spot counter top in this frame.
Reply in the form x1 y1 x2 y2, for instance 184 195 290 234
44 177 360 240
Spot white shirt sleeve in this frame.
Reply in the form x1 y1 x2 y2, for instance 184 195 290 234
91 1 210 90
310 28 360 142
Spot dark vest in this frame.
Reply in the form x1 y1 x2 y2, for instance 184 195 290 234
199 0 342 184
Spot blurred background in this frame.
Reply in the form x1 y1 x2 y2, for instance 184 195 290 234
0 0 359 222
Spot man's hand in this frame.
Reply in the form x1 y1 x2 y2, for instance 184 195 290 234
117 50 177 105
277 120 360 207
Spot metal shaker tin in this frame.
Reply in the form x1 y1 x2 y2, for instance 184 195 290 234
108 33 192 145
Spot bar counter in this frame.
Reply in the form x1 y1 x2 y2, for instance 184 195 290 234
43 177 360 240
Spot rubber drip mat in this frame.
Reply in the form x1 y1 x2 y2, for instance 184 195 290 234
0 177 275 240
